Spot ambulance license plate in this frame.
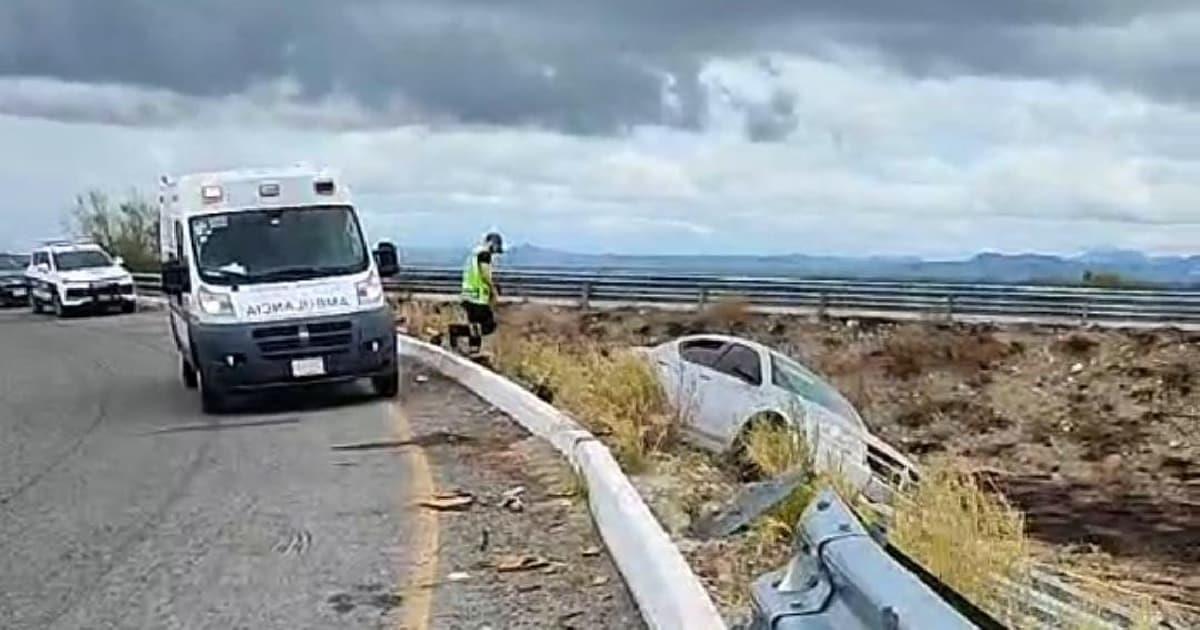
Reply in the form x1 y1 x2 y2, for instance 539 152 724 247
291 357 325 377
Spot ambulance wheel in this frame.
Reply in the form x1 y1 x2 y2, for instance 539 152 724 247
373 368 400 399
199 369 228 414
181 358 198 390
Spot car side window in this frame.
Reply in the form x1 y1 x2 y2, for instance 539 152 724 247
713 344 763 386
679 339 726 368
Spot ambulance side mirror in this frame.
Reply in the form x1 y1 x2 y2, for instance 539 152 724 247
161 260 190 295
374 241 399 278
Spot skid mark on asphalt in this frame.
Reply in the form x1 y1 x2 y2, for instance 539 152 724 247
390 402 439 630
330 431 478 452
147 416 301 435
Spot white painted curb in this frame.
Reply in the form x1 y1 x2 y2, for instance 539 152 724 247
398 335 727 630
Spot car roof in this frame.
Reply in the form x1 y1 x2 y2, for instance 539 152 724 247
36 243 107 254
669 333 769 352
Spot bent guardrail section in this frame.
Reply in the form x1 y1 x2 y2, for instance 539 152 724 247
750 488 984 630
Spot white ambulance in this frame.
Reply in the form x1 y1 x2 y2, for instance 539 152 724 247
158 166 400 413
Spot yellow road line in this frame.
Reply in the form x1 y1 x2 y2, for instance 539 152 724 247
390 402 439 630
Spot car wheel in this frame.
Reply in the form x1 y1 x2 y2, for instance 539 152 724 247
30 294 41 314
52 294 66 318
181 358 198 389
122 301 137 314
372 368 400 399
199 369 228 414
730 412 794 481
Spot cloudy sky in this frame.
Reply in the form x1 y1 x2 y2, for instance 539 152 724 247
3 1 1200 258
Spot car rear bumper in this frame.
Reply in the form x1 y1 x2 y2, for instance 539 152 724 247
0 285 28 304
188 307 397 392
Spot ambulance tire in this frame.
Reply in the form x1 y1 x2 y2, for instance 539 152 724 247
373 368 400 399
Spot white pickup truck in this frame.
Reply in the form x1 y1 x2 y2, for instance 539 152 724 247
25 241 137 316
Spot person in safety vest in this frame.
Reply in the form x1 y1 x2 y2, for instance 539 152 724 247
447 231 503 356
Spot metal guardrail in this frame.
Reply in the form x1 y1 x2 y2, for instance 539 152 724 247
136 267 1200 327
749 488 985 629
391 266 1200 326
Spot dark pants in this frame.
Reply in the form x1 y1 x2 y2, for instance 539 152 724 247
448 301 496 353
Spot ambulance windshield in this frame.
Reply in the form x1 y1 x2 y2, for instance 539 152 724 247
190 205 368 285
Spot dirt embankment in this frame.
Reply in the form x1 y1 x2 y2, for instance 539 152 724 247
485 302 1200 607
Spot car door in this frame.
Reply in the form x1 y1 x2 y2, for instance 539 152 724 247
696 342 768 445
27 252 52 302
661 338 728 443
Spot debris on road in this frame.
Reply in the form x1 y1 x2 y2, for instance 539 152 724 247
501 486 526 512
416 374 430 383
447 571 471 583
581 545 602 558
420 491 475 511
495 554 551 573
591 575 610 587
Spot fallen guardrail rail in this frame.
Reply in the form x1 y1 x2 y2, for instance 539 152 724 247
137 267 1200 328
749 488 988 629
743 486 1174 630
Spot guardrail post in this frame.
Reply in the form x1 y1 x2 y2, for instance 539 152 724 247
580 282 592 309
945 295 955 321
697 286 709 310
817 292 828 319
1080 299 1089 326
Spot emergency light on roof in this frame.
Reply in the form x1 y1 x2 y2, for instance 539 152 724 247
314 179 335 195
201 185 223 204
258 182 281 197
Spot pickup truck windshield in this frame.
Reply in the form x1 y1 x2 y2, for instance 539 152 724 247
54 250 113 271
190 205 368 285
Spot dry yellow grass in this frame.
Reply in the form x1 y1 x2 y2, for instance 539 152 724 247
889 460 1030 623
492 330 677 471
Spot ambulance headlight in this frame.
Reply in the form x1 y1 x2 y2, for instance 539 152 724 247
197 285 235 317
356 269 384 306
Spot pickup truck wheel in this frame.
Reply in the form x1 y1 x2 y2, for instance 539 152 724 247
199 369 228 414
52 294 66 319
122 301 137 314
29 294 41 314
373 368 400 399
181 358 198 389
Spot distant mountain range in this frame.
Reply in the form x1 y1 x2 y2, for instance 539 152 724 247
401 245 1200 287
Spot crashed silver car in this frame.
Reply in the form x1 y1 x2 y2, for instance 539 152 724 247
639 334 917 501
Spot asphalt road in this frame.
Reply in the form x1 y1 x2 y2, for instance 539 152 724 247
0 307 641 629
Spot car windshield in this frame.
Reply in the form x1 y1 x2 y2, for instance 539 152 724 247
770 353 864 427
54 250 112 271
0 255 24 271
190 205 368 285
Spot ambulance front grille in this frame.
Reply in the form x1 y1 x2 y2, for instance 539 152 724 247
252 320 353 359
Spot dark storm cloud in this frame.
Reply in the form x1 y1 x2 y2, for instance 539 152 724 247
0 0 1196 133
